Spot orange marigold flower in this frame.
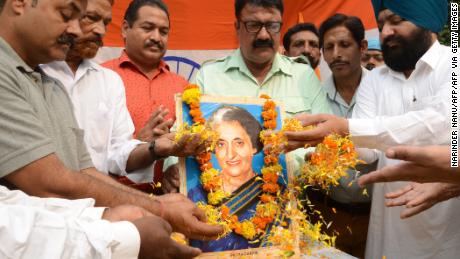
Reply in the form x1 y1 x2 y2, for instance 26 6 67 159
263 119 277 129
260 194 274 203
189 108 202 118
189 102 200 109
263 100 276 110
197 152 211 164
221 205 230 220
263 172 278 183
193 117 206 124
184 84 199 90
341 142 354 153
260 94 271 99
264 155 279 164
262 183 280 193
262 109 277 120
310 152 323 165
323 137 338 149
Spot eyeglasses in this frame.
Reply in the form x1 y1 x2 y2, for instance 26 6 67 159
361 53 384 62
240 21 283 34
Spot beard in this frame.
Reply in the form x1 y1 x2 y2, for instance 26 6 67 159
66 38 103 61
382 27 432 72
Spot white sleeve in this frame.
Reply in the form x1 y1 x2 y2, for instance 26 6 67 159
105 72 154 177
0 204 140 259
0 186 141 259
349 74 449 151
0 186 104 220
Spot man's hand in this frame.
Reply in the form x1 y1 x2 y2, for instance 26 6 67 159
359 146 459 186
154 133 207 157
385 182 460 219
102 204 153 222
283 113 349 152
162 165 180 193
137 106 173 142
160 194 224 240
133 215 202 259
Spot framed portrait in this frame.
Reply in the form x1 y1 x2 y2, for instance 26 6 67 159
176 94 299 258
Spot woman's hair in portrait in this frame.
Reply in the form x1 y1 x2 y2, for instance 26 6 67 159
209 105 264 153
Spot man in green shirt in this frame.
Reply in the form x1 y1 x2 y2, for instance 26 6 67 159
195 0 330 118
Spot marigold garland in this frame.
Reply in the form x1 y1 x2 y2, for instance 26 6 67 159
178 86 359 256
300 134 362 190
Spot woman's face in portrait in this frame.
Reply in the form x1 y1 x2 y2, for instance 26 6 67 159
215 121 257 179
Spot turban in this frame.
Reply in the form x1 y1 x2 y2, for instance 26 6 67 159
367 37 381 51
371 0 448 33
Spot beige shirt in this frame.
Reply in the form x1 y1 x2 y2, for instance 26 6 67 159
0 37 93 177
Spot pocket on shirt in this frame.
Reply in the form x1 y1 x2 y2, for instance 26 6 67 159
282 96 311 116
87 102 112 153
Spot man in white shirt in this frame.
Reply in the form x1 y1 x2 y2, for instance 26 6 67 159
0 0 222 243
284 0 460 258
41 0 197 188
0 185 200 259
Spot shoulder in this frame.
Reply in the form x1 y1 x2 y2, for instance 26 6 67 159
199 55 229 72
100 57 119 71
278 54 315 78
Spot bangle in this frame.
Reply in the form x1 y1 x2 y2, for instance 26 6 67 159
148 140 166 161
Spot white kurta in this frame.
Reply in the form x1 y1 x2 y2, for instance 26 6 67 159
0 186 140 259
42 61 154 183
350 41 460 258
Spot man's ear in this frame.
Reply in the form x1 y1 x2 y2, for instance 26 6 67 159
10 0 28 15
361 39 368 53
235 20 240 37
121 20 129 40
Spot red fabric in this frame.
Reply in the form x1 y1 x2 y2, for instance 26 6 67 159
102 51 187 183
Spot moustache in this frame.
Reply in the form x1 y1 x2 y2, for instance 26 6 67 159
252 39 273 49
57 34 75 47
144 40 163 50
330 59 349 68
75 37 103 48
383 35 404 49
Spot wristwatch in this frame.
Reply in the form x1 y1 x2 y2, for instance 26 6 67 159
148 140 166 161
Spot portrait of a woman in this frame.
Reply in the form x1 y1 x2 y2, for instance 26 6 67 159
188 105 285 252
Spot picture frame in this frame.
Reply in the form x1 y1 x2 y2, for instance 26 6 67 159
176 94 300 258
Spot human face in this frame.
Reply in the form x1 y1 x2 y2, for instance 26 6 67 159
66 0 112 60
236 4 282 66
122 5 169 68
361 49 384 70
287 30 320 68
378 9 433 72
215 121 256 180
322 26 365 79
13 0 85 67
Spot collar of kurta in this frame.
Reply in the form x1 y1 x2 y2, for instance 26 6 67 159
224 49 293 77
118 50 170 74
386 40 442 80
323 67 368 106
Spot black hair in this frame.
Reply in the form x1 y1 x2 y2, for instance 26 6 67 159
283 22 318 51
234 0 283 19
124 0 169 27
318 13 365 48
209 105 263 154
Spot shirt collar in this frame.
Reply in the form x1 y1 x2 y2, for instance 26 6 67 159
387 40 441 80
0 37 35 73
118 50 170 73
324 67 368 106
224 49 292 77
